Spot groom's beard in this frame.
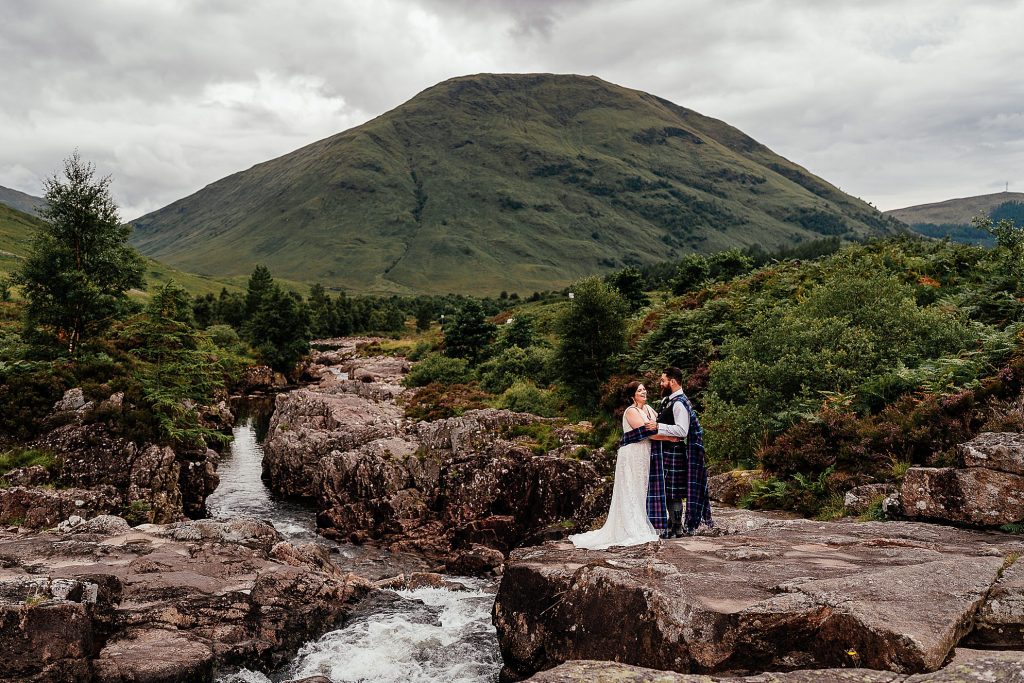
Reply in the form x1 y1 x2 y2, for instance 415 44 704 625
660 384 672 398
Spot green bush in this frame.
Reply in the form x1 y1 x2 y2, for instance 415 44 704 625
476 345 554 393
404 353 473 387
496 380 560 417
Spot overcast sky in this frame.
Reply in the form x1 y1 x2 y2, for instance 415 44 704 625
2 0 1023 219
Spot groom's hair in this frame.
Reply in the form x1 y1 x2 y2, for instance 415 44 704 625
663 366 684 385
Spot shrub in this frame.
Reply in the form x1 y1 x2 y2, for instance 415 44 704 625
477 345 554 393
404 353 473 388
400 382 490 421
497 380 560 418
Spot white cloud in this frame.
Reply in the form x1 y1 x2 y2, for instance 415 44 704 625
1 0 1023 217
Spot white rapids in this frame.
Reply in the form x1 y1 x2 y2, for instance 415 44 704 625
219 581 500 683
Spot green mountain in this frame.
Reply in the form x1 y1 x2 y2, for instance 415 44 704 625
0 185 46 217
885 191 1024 245
131 73 896 295
0 203 237 298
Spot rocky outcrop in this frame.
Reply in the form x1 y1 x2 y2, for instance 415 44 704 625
35 421 219 524
525 656 1024 682
958 431 1024 475
0 516 374 682
263 385 407 500
237 364 289 393
261 340 607 572
708 470 763 506
899 432 1024 527
0 486 121 529
493 508 1024 681
901 466 1024 526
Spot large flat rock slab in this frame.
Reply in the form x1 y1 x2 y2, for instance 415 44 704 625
493 509 1024 681
526 657 1024 682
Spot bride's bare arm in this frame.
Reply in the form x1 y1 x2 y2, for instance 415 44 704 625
624 406 648 429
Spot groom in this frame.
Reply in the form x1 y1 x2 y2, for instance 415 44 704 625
646 367 713 537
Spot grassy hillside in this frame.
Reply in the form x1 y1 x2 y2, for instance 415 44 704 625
885 191 1024 246
0 203 238 298
131 73 896 296
886 191 1024 225
0 185 46 217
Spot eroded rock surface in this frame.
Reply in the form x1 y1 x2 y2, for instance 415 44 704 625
526 657 1024 682
493 508 1024 681
262 339 606 572
0 517 374 683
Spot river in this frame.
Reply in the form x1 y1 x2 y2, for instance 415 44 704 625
208 399 502 683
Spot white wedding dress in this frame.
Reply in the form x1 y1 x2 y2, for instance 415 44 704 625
569 405 661 549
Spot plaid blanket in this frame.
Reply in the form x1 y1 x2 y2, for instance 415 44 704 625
680 393 713 532
645 394 714 533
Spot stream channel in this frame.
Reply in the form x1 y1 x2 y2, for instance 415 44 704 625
207 398 503 683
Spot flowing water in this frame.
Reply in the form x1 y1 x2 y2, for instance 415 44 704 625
210 398 502 683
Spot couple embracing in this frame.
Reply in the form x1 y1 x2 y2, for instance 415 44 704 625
570 367 713 550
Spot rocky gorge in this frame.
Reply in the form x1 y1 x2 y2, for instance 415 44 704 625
3 336 1024 682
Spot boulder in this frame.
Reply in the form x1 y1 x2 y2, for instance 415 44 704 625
959 432 1024 475
709 470 763 506
493 508 1024 680
901 467 1024 526
844 484 897 515
262 386 405 499
0 465 52 487
52 387 89 413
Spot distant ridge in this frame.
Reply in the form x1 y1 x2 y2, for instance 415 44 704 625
132 73 896 295
885 191 1024 226
0 185 46 217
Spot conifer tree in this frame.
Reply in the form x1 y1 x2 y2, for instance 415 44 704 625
11 151 145 354
121 281 224 446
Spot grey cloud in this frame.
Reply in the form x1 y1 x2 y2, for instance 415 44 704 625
2 0 1023 218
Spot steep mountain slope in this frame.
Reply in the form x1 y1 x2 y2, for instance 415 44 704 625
0 185 46 217
132 73 895 295
0 203 237 297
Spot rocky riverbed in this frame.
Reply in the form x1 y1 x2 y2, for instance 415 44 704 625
0 516 374 682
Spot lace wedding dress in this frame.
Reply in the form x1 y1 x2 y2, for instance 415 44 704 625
569 406 660 550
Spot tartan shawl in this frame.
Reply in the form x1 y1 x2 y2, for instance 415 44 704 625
679 392 713 532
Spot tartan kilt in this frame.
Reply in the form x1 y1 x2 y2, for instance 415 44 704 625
661 440 688 501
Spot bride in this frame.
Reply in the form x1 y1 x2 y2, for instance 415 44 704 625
569 381 664 550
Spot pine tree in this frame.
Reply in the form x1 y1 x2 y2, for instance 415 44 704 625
247 286 312 372
443 300 496 363
244 265 275 318
555 277 627 405
11 151 145 354
121 282 225 446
